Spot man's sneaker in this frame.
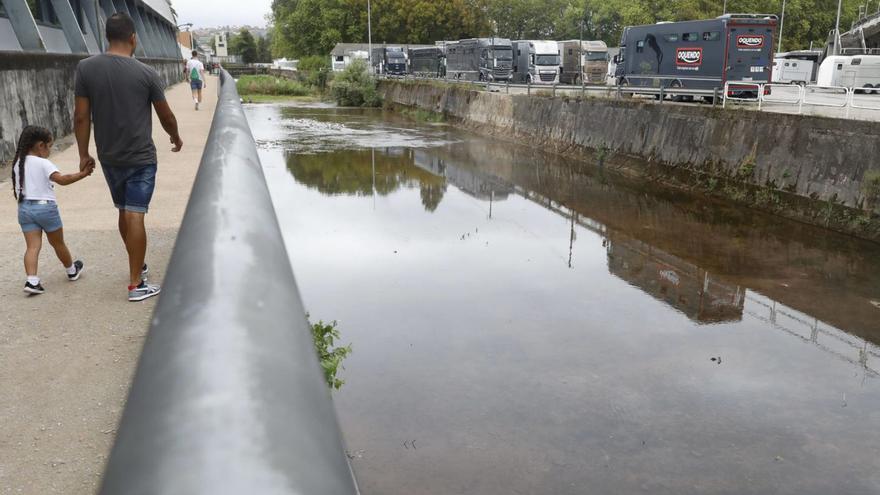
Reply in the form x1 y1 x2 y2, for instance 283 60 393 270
195 101 199 111
24 282 45 295
129 282 161 302
67 260 84 281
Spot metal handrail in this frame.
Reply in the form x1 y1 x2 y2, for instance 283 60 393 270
99 69 359 495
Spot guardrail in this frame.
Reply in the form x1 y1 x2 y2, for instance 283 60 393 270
98 69 359 494
382 74 880 117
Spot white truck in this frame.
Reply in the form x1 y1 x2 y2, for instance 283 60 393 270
817 53 880 92
511 40 560 84
772 50 821 85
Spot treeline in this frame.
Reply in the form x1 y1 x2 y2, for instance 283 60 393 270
223 29 273 64
270 0 866 57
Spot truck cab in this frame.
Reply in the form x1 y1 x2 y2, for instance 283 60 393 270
513 40 560 84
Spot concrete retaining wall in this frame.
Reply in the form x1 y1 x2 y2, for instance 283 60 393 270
0 52 182 164
380 80 880 241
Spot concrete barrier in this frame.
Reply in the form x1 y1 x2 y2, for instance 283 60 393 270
379 80 880 242
0 52 183 164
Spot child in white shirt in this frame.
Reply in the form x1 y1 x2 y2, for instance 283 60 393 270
11 126 94 294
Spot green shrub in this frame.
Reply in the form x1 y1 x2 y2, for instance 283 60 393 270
297 55 334 90
298 55 329 72
310 318 352 390
331 59 381 107
236 75 311 96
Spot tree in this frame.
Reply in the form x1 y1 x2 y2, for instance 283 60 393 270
231 29 258 64
256 35 273 63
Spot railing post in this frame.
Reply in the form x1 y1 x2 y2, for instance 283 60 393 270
527 79 531 96
552 84 556 97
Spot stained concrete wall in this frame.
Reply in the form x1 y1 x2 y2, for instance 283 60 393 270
380 80 880 241
0 52 182 164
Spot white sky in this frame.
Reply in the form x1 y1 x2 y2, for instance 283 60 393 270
173 0 271 28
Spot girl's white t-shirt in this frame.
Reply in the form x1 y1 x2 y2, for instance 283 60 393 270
12 156 59 201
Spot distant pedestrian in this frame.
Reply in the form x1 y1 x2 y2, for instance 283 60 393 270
74 12 182 302
186 50 206 110
10 126 93 295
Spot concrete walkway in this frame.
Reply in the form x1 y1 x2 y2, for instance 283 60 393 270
0 76 217 494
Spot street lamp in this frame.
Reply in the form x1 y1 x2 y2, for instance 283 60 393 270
778 0 786 52
834 0 843 55
367 0 373 72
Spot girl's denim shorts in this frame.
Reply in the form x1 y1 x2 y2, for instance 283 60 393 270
18 200 63 233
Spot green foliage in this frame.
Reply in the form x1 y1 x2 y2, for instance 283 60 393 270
298 55 334 90
255 34 273 63
863 169 880 203
237 75 312 96
331 59 381 107
271 0 868 56
231 29 258 64
310 318 352 390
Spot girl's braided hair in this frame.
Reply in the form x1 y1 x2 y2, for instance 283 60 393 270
10 125 53 203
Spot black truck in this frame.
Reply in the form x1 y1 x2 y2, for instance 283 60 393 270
614 14 777 99
372 46 408 75
408 46 446 78
445 38 513 82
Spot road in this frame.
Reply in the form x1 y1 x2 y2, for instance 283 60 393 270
0 76 216 494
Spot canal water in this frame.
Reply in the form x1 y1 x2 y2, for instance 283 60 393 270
245 103 880 495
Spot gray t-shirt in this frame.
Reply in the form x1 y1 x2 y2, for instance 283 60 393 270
74 54 166 167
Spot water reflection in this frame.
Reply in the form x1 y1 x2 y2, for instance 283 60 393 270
286 148 448 211
248 104 880 495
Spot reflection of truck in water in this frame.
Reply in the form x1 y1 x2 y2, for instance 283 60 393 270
445 38 514 81
372 46 407 75
817 52 880 92
408 46 446 77
512 40 560 84
558 40 608 84
772 50 821 85
412 150 512 201
606 235 744 324
614 14 777 99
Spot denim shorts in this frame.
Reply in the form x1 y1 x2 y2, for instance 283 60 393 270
100 163 157 213
191 80 203 90
18 200 63 233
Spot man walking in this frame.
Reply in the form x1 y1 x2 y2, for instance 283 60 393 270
186 50 206 110
74 12 183 302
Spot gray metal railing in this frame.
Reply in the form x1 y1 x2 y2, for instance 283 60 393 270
99 69 359 495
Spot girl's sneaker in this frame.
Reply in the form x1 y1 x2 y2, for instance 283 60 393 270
24 281 45 295
129 281 161 302
68 260 84 281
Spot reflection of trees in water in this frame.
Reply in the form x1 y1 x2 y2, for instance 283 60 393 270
285 148 447 211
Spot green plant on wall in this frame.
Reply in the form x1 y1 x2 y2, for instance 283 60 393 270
863 170 880 207
310 317 352 390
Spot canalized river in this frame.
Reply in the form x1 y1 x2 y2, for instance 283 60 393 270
245 103 880 495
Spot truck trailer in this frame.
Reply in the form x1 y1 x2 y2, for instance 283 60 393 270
772 50 821 85
408 46 446 78
614 14 778 98
372 46 407 75
512 40 560 84
445 38 514 82
817 53 880 92
558 40 609 84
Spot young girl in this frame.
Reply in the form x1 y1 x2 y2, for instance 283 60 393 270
11 126 93 295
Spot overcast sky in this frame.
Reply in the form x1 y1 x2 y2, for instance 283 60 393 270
174 0 271 28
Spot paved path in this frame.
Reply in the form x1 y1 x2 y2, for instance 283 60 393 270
0 76 217 494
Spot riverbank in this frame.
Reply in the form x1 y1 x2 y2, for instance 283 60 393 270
379 80 880 242
0 77 216 494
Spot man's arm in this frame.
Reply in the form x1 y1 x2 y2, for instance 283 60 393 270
153 99 183 152
74 96 94 171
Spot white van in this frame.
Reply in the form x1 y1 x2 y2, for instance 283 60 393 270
772 50 820 85
816 54 880 92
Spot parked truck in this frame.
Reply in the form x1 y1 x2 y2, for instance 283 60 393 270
512 40 560 84
816 52 880 92
445 38 514 82
372 46 408 75
408 46 446 78
772 50 821 85
614 14 778 99
558 40 609 84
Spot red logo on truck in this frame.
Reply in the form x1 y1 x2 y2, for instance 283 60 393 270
676 47 703 66
737 35 765 48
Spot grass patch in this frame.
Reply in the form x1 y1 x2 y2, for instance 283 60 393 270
237 75 313 97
